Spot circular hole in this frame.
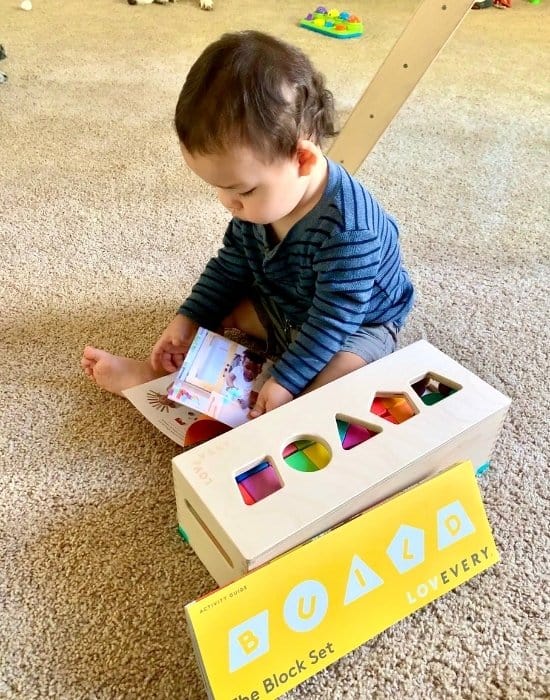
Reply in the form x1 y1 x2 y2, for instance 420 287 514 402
369 114 374 118
442 4 447 10
403 63 409 69
282 436 332 472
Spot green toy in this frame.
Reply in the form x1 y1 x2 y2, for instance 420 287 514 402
300 7 364 39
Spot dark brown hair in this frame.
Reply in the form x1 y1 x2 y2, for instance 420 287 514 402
174 31 338 160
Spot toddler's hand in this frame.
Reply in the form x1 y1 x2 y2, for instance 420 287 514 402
150 314 199 373
249 378 293 418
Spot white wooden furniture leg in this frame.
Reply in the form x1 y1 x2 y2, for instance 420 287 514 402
328 0 473 173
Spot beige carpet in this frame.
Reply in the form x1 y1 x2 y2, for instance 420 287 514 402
1 0 549 697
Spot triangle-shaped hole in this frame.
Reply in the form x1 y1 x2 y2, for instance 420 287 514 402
336 415 382 450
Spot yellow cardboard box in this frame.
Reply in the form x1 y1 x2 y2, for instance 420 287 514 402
185 461 499 699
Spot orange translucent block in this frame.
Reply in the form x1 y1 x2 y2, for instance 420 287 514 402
370 396 416 424
383 397 416 423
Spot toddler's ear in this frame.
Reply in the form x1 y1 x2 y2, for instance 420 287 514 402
296 140 321 176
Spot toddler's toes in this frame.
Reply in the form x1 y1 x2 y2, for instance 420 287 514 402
82 345 103 362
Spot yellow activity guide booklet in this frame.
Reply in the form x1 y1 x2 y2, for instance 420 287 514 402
185 460 499 699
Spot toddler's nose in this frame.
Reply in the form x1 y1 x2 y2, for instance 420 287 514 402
219 191 243 213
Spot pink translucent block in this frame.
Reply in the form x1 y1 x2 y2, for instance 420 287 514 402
342 423 376 450
241 465 282 502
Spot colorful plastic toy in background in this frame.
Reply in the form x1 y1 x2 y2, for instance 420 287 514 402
300 7 364 39
471 0 513 8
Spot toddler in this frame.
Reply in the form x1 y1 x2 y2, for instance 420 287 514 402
82 30 414 417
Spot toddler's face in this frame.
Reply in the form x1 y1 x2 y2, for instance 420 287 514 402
181 145 309 226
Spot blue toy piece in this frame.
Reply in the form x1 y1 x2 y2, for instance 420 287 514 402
475 461 491 476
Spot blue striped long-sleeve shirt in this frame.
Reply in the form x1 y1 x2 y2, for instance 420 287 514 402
178 159 414 395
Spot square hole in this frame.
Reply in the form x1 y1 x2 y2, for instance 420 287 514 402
235 459 283 505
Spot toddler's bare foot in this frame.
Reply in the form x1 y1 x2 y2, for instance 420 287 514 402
81 346 165 396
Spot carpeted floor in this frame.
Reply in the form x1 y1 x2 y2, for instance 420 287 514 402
1 1 548 698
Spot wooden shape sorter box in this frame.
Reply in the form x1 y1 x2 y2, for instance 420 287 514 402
172 340 510 586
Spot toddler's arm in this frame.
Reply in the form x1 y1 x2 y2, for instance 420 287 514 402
178 219 253 329
271 229 382 395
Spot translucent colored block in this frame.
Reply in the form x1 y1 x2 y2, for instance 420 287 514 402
282 443 298 458
294 439 316 450
336 418 349 442
284 450 319 473
241 464 283 502
303 442 331 469
370 397 388 416
238 481 256 506
421 392 445 406
342 423 376 450
382 397 416 423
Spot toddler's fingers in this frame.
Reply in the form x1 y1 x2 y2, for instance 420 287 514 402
150 348 162 372
168 337 191 354
161 352 179 373
172 353 184 368
249 398 266 419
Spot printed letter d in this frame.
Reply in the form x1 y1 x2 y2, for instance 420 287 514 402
437 500 475 550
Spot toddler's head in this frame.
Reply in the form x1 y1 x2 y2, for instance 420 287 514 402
175 30 336 160
174 31 337 225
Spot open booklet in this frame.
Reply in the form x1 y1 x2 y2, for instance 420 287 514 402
122 372 198 446
122 328 272 445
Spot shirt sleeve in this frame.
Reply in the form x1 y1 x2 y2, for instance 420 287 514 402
270 229 381 395
178 219 253 328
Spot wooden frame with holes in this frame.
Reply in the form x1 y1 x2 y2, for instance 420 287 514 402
172 341 510 586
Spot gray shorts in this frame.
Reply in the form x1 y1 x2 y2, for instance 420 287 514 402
252 294 399 364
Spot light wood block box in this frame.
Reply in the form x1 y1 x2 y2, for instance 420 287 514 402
172 340 510 586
